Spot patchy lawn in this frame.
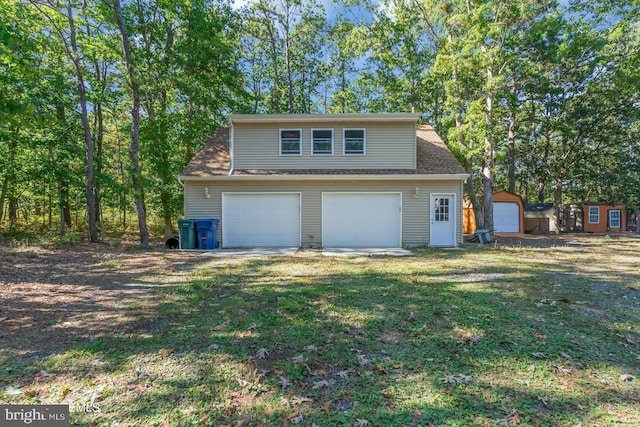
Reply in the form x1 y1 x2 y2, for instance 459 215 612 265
1 235 639 426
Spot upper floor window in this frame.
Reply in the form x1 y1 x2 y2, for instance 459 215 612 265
312 129 333 155
343 129 366 155
280 129 301 155
588 206 599 224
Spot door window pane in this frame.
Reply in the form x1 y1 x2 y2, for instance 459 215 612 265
435 197 449 222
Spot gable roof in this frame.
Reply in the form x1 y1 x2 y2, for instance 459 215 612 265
179 124 467 178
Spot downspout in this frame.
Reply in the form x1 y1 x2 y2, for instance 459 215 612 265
228 119 235 176
177 175 185 221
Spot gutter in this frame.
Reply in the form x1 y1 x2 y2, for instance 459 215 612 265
179 173 470 182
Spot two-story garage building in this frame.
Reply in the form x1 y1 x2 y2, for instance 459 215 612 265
179 113 468 248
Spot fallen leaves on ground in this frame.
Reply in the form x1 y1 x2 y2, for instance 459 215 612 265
336 369 351 379
135 383 147 396
278 376 292 388
234 413 251 427
4 386 22 395
255 348 269 359
291 396 313 405
312 380 329 390
35 370 56 380
357 354 371 366
551 364 572 375
441 374 472 385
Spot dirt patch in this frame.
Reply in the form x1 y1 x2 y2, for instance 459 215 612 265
488 232 640 248
0 242 206 373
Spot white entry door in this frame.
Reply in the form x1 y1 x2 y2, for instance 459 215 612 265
322 193 402 247
222 193 301 247
430 194 455 247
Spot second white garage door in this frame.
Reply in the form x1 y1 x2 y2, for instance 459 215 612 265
222 193 301 247
322 193 402 248
493 202 520 232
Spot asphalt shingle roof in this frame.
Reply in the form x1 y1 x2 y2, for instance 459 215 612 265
180 124 466 177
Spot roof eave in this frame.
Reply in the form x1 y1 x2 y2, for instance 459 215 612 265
228 113 422 124
179 173 470 181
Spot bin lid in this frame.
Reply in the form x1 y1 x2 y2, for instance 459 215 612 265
195 218 218 228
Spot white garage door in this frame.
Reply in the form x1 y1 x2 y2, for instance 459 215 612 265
222 193 301 247
493 202 520 232
322 193 402 248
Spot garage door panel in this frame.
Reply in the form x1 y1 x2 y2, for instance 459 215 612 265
223 194 300 247
323 193 401 248
493 202 519 232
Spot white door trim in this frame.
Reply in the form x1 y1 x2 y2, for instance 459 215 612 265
429 193 456 247
321 192 403 248
221 192 302 247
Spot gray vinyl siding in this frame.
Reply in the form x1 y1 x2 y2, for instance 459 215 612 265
184 179 463 247
233 121 416 170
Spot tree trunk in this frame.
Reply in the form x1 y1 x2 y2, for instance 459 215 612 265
553 180 563 232
507 110 516 194
64 0 98 242
447 31 483 229
114 0 149 248
93 102 104 238
0 175 9 224
0 133 18 225
9 197 18 232
482 84 495 232
55 104 72 232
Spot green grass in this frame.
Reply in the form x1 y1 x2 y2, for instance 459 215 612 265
2 237 639 426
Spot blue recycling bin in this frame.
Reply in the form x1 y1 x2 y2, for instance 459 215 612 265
195 219 219 249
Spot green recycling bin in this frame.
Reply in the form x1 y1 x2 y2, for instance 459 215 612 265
178 218 196 249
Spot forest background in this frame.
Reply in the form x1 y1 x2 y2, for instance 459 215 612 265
1 0 638 247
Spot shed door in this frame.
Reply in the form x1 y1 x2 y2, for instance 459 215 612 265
493 202 520 232
322 193 402 248
222 193 301 247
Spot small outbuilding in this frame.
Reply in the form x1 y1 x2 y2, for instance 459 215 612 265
492 191 524 233
524 203 558 234
582 202 627 233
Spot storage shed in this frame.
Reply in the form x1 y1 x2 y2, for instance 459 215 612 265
583 202 627 233
524 203 558 234
492 191 524 233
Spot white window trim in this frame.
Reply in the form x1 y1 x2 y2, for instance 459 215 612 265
311 128 334 156
609 209 621 228
343 128 366 155
588 206 599 224
279 128 302 156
